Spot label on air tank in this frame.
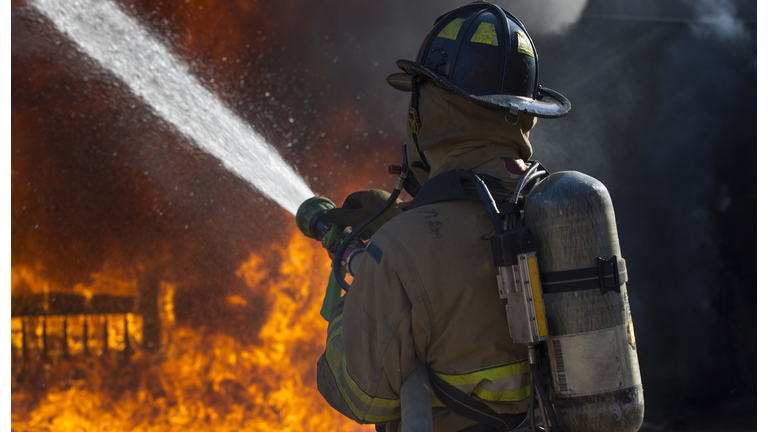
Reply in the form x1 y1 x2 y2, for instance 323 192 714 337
545 322 641 397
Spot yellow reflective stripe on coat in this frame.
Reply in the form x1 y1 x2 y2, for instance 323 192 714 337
474 384 530 402
434 360 531 402
325 313 401 423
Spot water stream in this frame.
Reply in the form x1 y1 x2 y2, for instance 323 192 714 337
30 0 315 215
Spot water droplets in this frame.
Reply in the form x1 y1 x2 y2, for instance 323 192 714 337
33 0 315 214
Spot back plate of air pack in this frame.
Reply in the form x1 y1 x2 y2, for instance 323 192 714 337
407 168 550 344
496 237 549 343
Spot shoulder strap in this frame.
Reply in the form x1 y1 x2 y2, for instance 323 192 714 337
410 169 530 430
407 170 514 211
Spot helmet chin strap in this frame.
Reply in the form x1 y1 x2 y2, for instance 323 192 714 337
408 75 431 174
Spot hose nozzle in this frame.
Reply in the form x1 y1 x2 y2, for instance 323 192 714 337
296 196 349 321
296 196 336 241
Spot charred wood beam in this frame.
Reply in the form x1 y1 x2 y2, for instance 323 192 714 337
122 315 132 364
11 293 138 316
84 318 89 356
63 318 69 358
103 317 109 355
42 317 47 363
139 271 161 353
21 319 27 359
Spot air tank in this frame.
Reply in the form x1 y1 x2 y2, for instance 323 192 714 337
525 171 644 432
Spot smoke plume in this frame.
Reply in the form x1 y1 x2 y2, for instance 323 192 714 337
502 0 588 35
688 0 750 41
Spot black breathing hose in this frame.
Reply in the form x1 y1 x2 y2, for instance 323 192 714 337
530 362 561 431
529 384 537 432
459 170 503 235
512 162 541 204
331 176 405 291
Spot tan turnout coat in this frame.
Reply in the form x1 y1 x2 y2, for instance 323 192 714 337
317 82 538 431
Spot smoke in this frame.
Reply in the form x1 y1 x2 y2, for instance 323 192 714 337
687 0 750 41
528 0 756 428
501 0 588 35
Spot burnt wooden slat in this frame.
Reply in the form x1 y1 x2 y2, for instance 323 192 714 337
90 295 138 314
139 271 161 353
11 293 138 316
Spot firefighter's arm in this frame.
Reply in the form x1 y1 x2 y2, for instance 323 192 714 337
327 189 412 277
324 189 405 240
316 235 426 425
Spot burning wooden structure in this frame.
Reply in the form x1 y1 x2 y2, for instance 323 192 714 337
11 293 141 364
10 235 371 431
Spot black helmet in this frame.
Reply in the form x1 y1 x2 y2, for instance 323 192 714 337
387 1 570 119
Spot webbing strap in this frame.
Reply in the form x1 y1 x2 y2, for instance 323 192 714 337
540 256 628 296
428 368 526 431
374 420 399 432
406 170 514 212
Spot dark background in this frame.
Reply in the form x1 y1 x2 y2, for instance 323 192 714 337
11 0 757 430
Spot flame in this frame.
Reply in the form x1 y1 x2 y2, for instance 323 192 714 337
11 232 372 431
12 262 140 299
12 0 404 429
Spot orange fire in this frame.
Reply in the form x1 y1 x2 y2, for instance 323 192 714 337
11 231 372 431
11 0 405 428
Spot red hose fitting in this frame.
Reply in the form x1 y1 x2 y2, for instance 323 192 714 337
388 164 402 175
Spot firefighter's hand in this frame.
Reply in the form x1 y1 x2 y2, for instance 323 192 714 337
325 189 403 239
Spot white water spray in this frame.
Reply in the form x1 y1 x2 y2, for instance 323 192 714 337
30 0 315 215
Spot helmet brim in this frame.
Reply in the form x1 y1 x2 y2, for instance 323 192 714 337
387 59 571 119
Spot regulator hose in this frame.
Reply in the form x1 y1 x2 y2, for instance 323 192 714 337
459 170 503 235
512 162 546 204
530 362 561 432
331 155 410 291
331 187 402 291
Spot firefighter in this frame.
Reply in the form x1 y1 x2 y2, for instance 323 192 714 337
316 3 570 431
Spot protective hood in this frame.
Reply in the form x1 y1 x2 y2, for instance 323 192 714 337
406 81 536 185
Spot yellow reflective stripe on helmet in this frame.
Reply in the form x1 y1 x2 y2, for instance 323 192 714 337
470 22 498 46
324 313 401 423
437 18 465 40
516 30 534 58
